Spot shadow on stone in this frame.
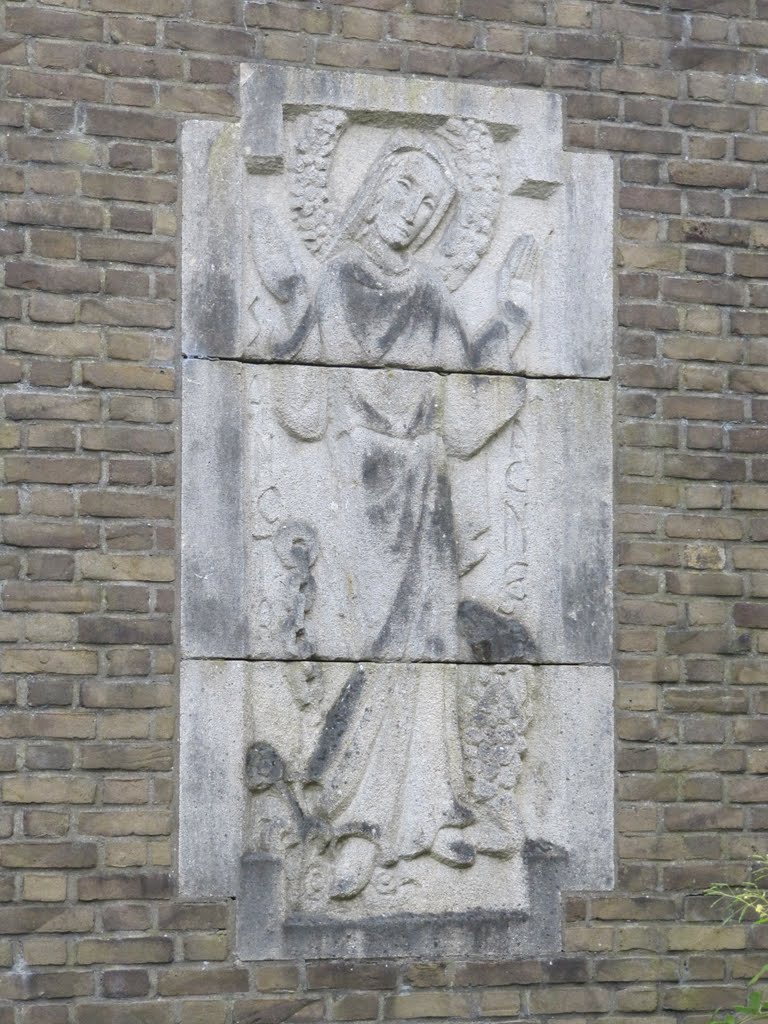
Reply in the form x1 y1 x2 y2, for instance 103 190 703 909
237 840 567 961
457 599 538 663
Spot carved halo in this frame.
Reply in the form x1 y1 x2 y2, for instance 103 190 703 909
288 108 348 257
288 110 502 292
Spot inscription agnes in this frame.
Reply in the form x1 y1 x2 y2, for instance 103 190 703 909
247 113 538 372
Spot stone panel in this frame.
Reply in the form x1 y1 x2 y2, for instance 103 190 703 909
180 62 615 962
179 660 614 956
181 361 612 664
181 65 614 378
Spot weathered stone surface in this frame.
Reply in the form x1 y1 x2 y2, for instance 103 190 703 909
179 660 613 955
181 119 243 360
181 65 613 378
181 360 612 664
180 62 615 962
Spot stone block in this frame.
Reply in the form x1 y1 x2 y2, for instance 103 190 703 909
181 361 612 665
179 660 613 956
181 64 613 378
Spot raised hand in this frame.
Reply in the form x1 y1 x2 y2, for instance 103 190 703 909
497 233 537 330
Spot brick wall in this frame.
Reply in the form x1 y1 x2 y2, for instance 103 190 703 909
1 0 767 1020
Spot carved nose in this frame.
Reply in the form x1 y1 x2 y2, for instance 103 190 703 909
403 197 421 223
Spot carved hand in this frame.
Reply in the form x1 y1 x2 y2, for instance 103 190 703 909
497 233 537 331
248 203 309 325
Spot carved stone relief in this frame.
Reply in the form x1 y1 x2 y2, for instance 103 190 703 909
182 67 614 378
182 360 611 665
179 64 615 960
244 111 538 374
180 659 614 958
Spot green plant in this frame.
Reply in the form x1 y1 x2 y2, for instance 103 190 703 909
707 855 768 1024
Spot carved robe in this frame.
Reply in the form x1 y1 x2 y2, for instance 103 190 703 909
270 252 523 871
306 664 473 867
275 244 510 371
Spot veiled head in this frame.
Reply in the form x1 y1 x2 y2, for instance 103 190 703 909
338 134 457 256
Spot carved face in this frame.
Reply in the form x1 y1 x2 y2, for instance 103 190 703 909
372 152 451 251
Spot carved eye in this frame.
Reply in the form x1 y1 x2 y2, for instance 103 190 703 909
397 177 411 190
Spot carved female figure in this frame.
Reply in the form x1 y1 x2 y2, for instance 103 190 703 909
250 121 534 900
261 129 535 371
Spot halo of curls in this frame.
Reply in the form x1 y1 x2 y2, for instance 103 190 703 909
434 117 502 292
289 108 348 256
288 110 501 291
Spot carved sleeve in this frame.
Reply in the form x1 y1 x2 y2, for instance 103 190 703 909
273 366 329 442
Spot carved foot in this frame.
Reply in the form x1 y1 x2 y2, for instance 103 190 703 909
330 837 376 900
466 821 523 860
432 828 476 867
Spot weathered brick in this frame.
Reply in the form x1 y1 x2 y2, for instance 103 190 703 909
1 649 97 675
385 991 473 1018
2 520 99 549
81 233 177 262
82 362 174 391
3 582 98 613
5 394 100 421
81 426 174 454
4 777 96 804
84 107 177 142
76 937 173 965
102 969 151 998
0 842 97 869
157 967 250 996
7 8 103 42
157 904 228 930
316 38 402 71
306 961 398 990
6 325 101 357
0 970 93 1001
668 160 752 189
165 21 253 55
78 616 172 645
85 46 183 79
75 1005 174 1024
462 0 546 22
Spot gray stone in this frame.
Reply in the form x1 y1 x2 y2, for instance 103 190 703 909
179 660 613 956
180 358 247 659
179 62 616 961
181 63 614 377
181 120 243 359
181 361 612 665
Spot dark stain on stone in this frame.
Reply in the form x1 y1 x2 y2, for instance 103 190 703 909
362 447 402 495
449 840 475 863
457 599 537 663
192 265 237 357
469 317 509 369
273 302 317 360
245 741 285 792
305 666 366 783
432 470 457 560
335 820 380 843
560 556 611 662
